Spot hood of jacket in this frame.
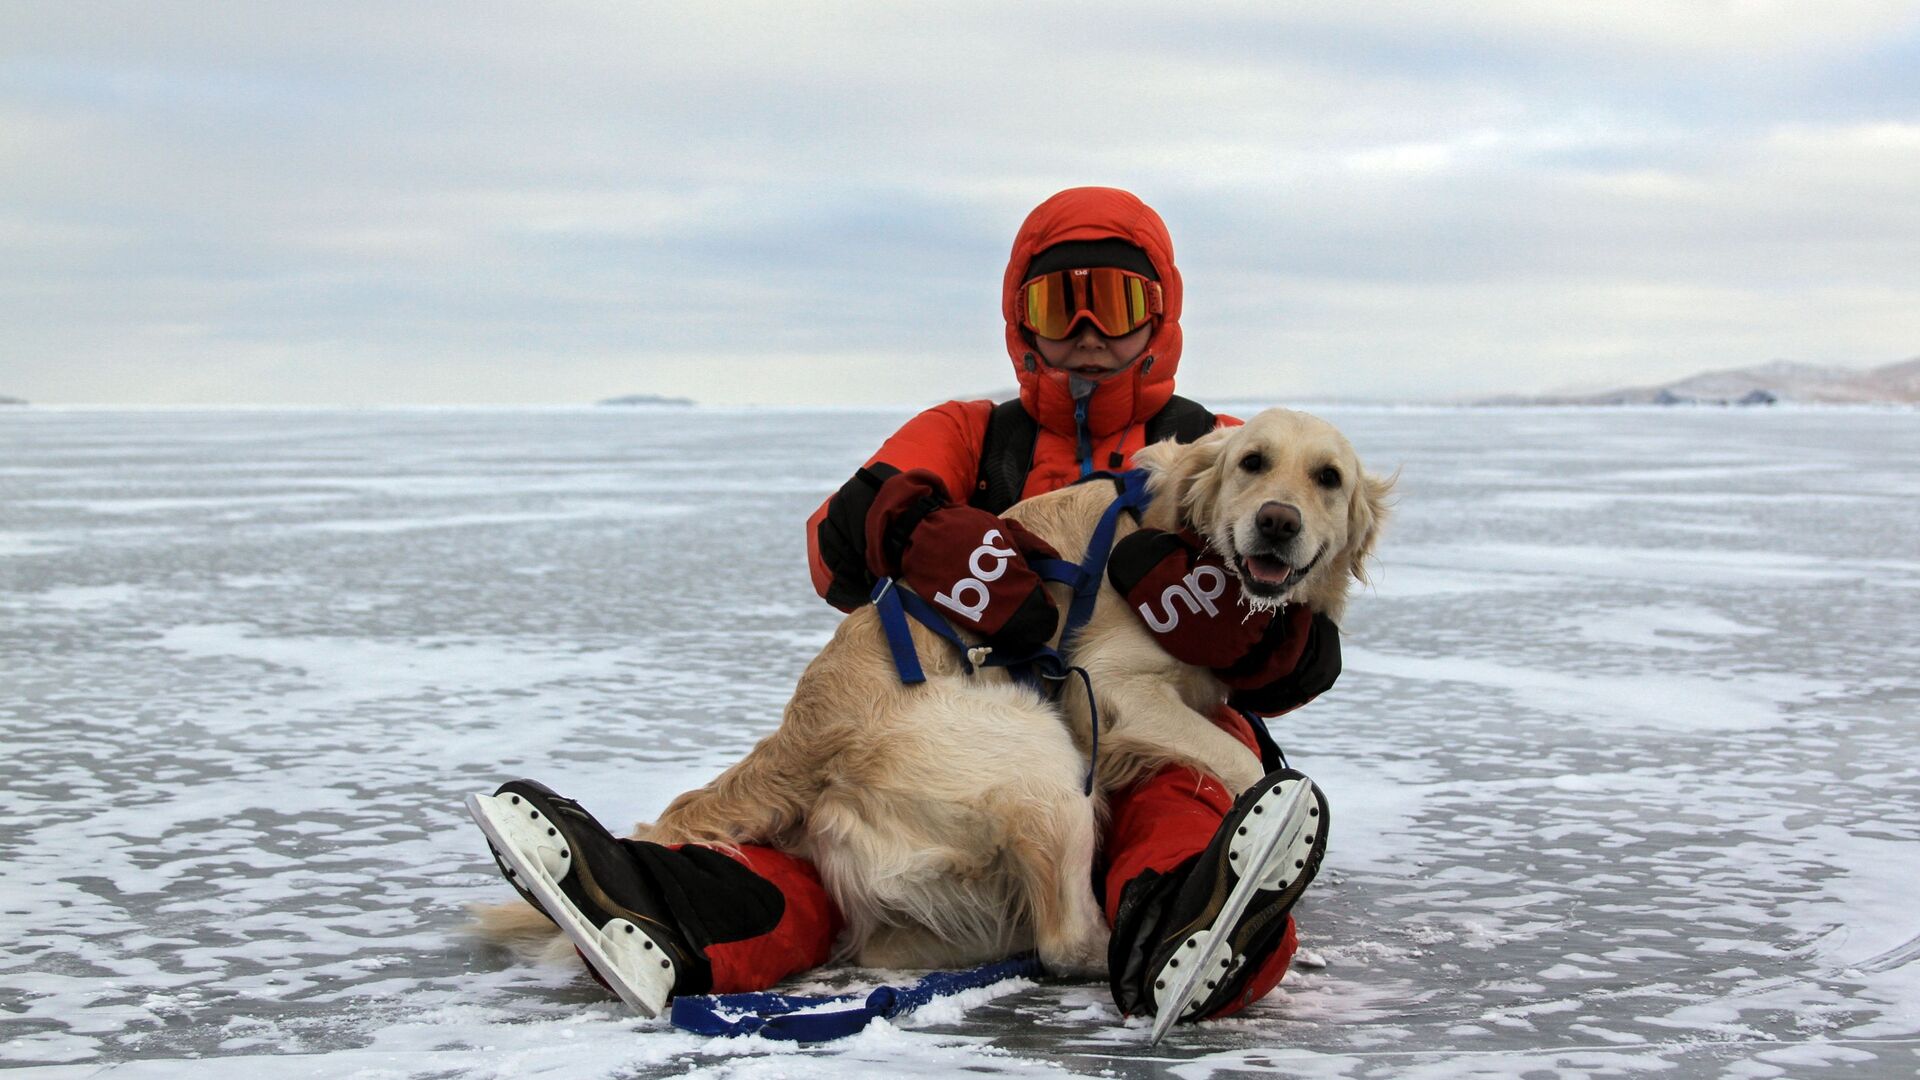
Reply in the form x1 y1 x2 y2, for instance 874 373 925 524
1000 187 1184 440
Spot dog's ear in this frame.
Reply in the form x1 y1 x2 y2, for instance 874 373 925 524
1138 427 1232 531
1345 467 1395 586
1128 434 1193 481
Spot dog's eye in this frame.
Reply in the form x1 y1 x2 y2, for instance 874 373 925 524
1313 465 1343 489
1239 451 1267 473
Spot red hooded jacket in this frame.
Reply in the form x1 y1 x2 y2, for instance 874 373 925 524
807 187 1228 609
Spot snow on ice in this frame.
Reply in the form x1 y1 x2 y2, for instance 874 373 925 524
2 405 1917 1078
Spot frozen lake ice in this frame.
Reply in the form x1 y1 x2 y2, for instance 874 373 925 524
3 405 1918 1078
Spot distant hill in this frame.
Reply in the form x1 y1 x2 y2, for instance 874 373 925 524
0 395 26 406
1481 357 1920 406
597 393 695 407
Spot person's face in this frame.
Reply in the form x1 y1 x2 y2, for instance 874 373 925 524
1033 319 1152 382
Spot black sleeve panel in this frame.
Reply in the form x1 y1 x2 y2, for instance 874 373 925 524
815 462 902 612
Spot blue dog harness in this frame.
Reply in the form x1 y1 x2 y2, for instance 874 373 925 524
872 467 1153 680
869 469 1154 793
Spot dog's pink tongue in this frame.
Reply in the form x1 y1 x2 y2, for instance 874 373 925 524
1246 555 1293 583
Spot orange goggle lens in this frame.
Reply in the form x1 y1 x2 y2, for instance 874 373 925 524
1020 267 1162 340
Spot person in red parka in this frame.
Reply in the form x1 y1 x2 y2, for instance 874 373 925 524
476 187 1338 1028
806 186 1339 1023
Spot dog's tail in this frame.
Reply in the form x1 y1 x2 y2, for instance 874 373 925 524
465 898 572 965
639 722 828 850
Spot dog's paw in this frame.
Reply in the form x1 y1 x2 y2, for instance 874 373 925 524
1041 926 1111 979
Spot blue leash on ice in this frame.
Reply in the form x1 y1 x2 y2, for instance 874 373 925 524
669 953 1045 1042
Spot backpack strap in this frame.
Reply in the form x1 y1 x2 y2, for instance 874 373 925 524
1143 394 1216 447
969 399 1038 515
973 395 1215 516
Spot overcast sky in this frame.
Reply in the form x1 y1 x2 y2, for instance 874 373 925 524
4 2 1919 406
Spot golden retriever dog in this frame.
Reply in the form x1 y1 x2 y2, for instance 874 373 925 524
473 407 1388 987
1052 407 1390 800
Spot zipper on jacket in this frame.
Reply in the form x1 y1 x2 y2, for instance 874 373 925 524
1075 398 1093 478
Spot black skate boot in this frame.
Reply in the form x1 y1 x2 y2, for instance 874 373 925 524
1107 768 1330 1044
467 779 779 1016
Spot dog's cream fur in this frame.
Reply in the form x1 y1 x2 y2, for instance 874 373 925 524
472 408 1389 979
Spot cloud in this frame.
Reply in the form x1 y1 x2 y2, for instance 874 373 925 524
2 2 1918 404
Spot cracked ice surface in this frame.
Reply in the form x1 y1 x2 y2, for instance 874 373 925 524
2 405 1917 1079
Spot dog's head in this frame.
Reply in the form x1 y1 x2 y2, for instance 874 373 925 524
1136 408 1391 620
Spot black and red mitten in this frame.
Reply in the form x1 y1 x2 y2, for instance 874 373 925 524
1107 528 1270 667
865 470 1060 656
1226 609 1341 715
1108 528 1343 715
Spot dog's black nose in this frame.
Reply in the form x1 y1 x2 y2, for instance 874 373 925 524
1256 502 1302 544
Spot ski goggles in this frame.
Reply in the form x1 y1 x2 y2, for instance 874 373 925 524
1018 267 1164 340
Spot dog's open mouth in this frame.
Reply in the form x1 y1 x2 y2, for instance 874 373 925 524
1234 545 1321 601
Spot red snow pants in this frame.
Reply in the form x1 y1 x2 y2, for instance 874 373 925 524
1099 706 1299 1018
684 705 1296 1014
690 844 842 993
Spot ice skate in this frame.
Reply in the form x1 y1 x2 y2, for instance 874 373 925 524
466 779 697 1017
1108 769 1329 1044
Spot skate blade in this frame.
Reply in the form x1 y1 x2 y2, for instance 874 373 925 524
466 792 675 1018
1148 775 1325 1046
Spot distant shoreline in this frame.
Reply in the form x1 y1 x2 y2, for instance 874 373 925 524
596 393 696 407
3 400 1913 414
